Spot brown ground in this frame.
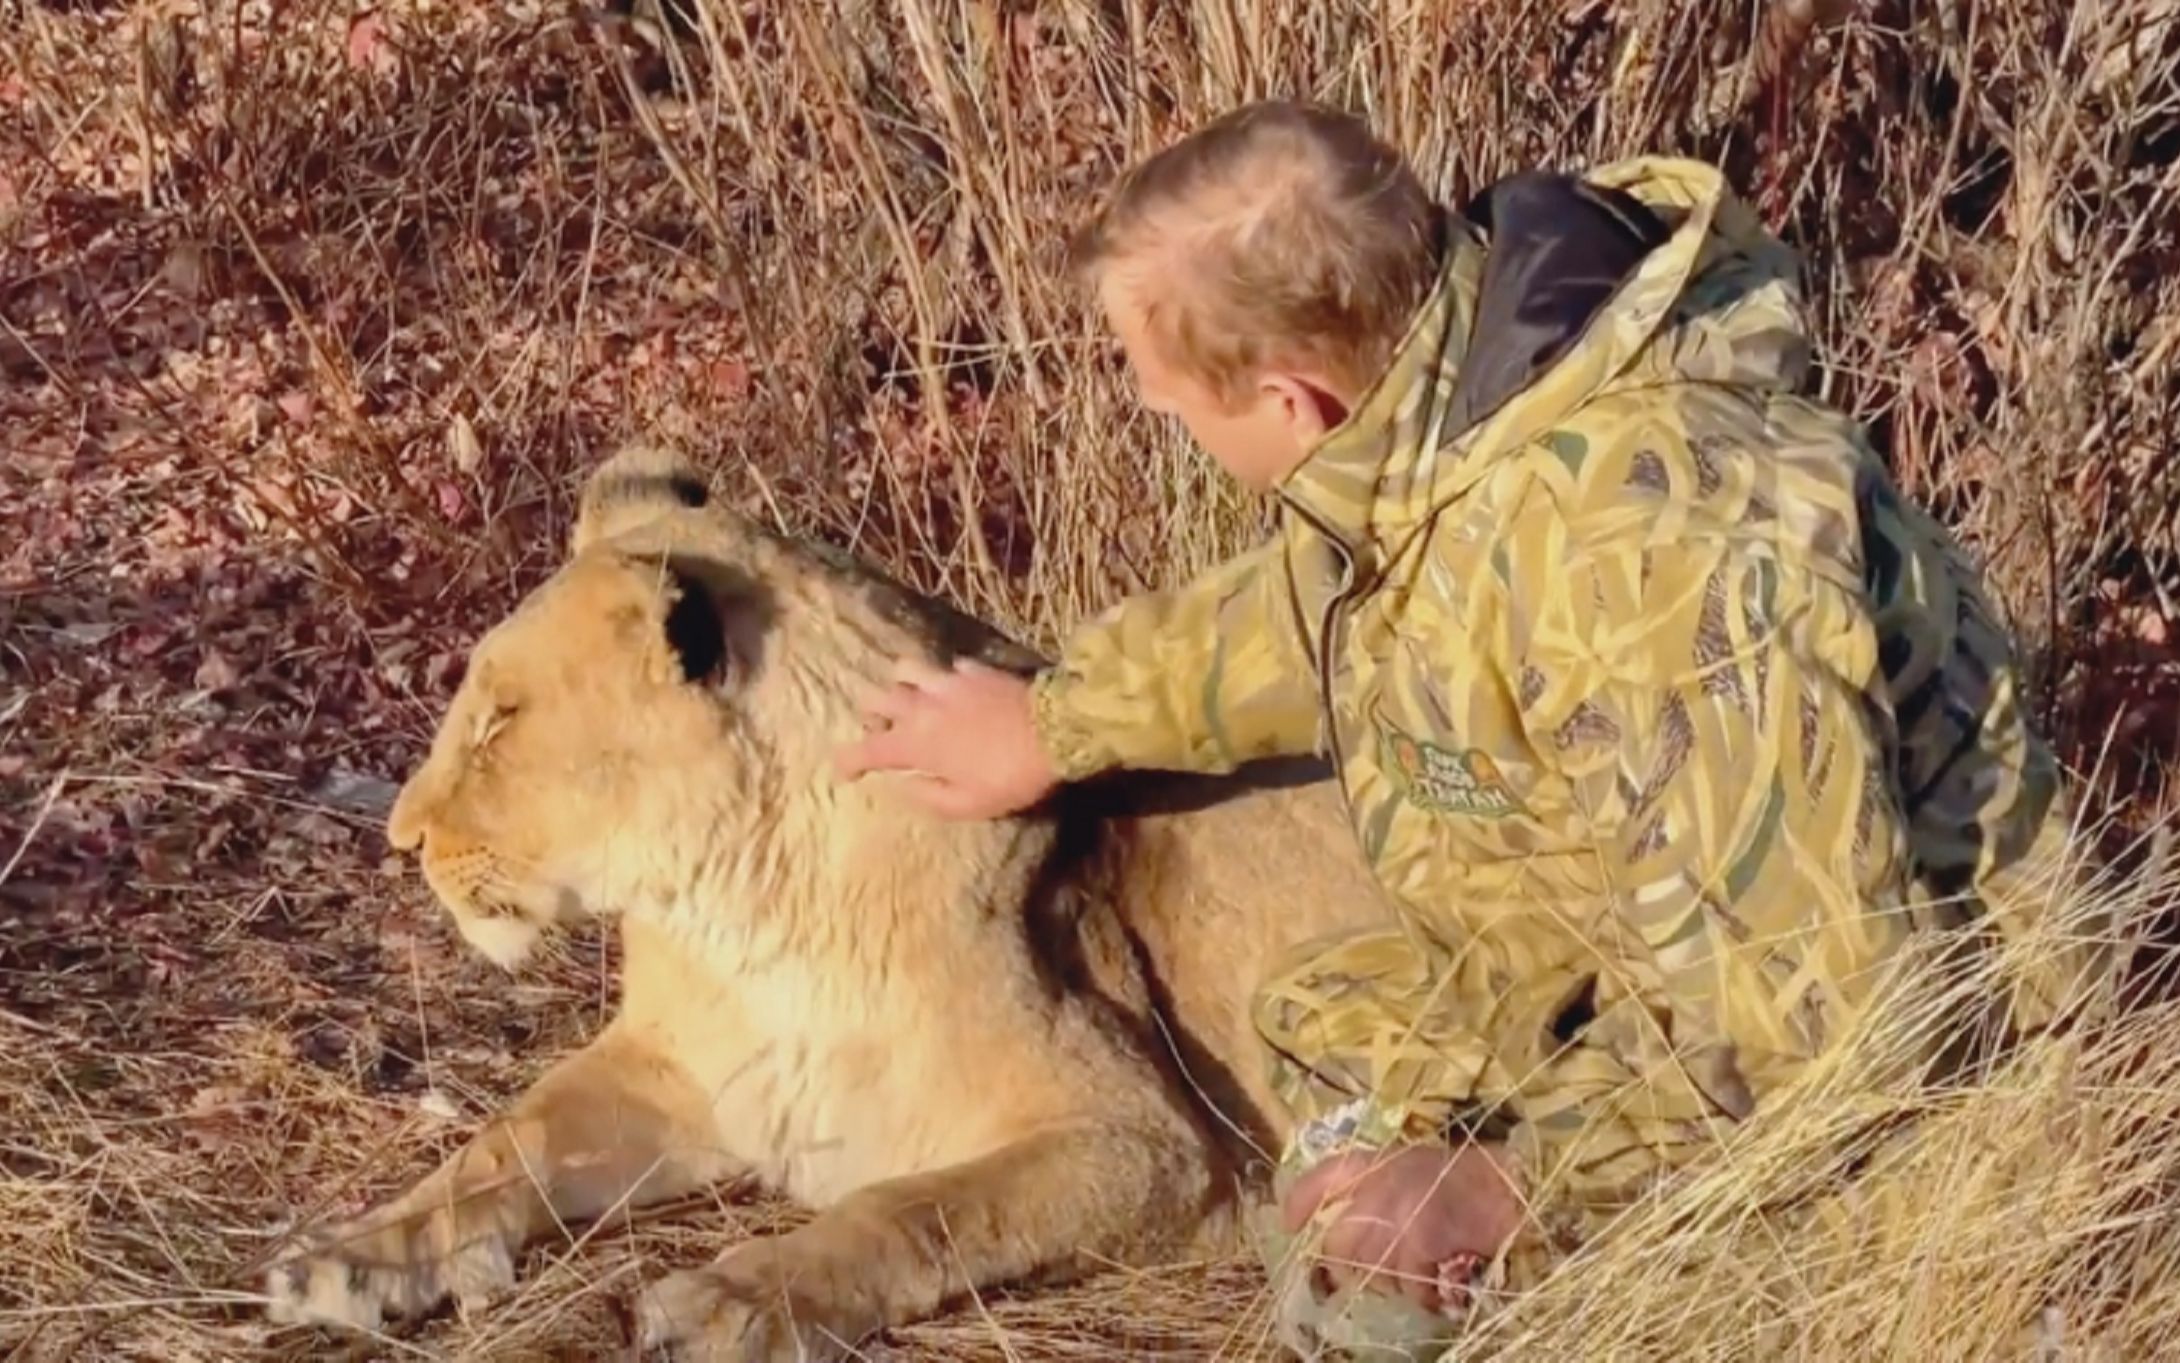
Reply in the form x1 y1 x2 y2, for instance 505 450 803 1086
4 1 2178 1359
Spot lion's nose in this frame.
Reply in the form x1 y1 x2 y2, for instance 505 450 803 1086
386 781 430 852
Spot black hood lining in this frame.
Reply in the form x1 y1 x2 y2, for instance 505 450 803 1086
1442 171 1672 437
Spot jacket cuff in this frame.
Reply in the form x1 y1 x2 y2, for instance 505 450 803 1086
1280 1095 1428 1175
1027 668 1119 783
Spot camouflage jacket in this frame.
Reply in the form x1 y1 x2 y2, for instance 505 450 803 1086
1031 159 2072 1187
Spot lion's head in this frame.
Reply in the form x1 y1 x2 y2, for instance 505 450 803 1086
385 442 1044 967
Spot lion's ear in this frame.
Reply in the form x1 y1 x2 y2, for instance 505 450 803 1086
645 554 776 691
571 441 713 557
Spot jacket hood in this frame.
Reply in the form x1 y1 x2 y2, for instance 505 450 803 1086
1278 157 1817 560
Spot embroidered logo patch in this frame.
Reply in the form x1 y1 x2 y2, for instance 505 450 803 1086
1378 720 1526 819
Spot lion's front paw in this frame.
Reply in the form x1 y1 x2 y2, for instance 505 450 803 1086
635 1250 869 1363
263 1220 515 1333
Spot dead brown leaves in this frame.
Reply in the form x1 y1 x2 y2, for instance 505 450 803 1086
1 0 2176 1358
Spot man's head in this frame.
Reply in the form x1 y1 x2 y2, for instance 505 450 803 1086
1072 100 1443 490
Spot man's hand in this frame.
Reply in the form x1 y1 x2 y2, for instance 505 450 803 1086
832 657 1060 820
1281 1142 1523 1314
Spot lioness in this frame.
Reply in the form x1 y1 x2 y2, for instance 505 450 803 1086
264 442 1397 1359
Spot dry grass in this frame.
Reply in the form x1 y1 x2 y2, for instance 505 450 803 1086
3 0 2178 1358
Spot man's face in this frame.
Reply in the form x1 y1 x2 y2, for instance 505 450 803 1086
1098 271 1320 492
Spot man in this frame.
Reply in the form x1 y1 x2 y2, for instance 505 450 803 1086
835 101 2085 1357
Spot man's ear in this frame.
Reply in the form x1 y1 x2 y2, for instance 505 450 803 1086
1261 371 1350 446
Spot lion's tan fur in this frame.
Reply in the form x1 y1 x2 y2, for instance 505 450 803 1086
263 443 1394 1358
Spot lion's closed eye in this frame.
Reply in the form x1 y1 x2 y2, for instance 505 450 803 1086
471 703 518 750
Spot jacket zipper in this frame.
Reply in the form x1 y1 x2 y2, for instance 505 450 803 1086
1276 492 1363 824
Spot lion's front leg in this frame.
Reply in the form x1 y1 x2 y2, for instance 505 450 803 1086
266 1021 738 1333
635 1116 1215 1362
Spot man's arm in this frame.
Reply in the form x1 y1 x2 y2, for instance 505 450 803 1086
1030 535 1323 780
836 536 1322 818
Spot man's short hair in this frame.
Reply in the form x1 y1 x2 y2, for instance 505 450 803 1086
1071 100 1444 406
